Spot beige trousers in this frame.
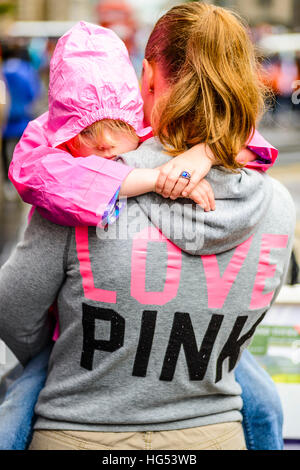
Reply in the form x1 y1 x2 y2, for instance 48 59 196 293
29 422 247 450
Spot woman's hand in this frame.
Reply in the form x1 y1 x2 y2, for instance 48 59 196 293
185 179 216 212
155 143 215 200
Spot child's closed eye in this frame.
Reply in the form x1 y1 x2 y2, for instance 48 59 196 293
97 145 115 151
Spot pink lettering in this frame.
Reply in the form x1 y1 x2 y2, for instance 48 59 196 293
75 227 117 303
250 234 288 310
202 236 253 309
131 226 182 305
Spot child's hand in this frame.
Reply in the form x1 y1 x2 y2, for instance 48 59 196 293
155 143 215 200
184 179 216 212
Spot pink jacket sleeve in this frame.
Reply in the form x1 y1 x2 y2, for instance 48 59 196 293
245 129 278 172
9 114 134 226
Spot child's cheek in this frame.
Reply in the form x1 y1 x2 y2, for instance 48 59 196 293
73 145 93 158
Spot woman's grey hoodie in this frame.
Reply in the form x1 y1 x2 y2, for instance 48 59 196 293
0 138 295 432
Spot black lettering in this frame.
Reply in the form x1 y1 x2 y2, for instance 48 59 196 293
160 313 224 381
215 311 267 383
80 304 125 371
132 310 157 377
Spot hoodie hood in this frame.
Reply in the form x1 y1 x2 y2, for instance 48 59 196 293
47 21 149 148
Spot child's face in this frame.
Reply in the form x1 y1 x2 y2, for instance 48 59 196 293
71 127 139 159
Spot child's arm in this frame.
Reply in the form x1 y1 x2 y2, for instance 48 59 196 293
119 168 160 198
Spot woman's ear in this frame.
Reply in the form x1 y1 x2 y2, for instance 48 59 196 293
141 59 156 127
142 59 154 94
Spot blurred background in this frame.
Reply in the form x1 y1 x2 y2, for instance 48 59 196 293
0 0 299 448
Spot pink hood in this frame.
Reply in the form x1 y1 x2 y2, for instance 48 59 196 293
46 21 148 148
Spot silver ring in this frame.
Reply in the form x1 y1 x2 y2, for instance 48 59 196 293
180 171 192 180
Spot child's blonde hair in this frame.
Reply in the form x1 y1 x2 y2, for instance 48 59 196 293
76 119 138 149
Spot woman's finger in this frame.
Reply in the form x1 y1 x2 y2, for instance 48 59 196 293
162 173 180 197
181 172 202 197
161 167 188 197
169 176 190 200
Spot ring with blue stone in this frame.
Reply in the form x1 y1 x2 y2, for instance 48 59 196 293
180 171 192 180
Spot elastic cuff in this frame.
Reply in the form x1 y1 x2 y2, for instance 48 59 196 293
90 160 133 223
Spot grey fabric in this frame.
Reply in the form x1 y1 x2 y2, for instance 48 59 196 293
0 140 296 432
119 138 274 255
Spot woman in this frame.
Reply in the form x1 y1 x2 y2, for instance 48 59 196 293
0 3 295 450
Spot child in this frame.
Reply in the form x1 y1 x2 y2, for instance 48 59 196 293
55 118 214 212
1 21 280 450
9 22 223 225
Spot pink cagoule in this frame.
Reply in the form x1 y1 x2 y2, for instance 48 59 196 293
46 21 148 148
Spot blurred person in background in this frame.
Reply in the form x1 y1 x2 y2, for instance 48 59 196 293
263 52 299 118
0 57 8 144
1 40 41 199
97 0 143 75
293 50 300 113
276 53 299 113
260 53 281 114
28 38 48 72
97 0 137 54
